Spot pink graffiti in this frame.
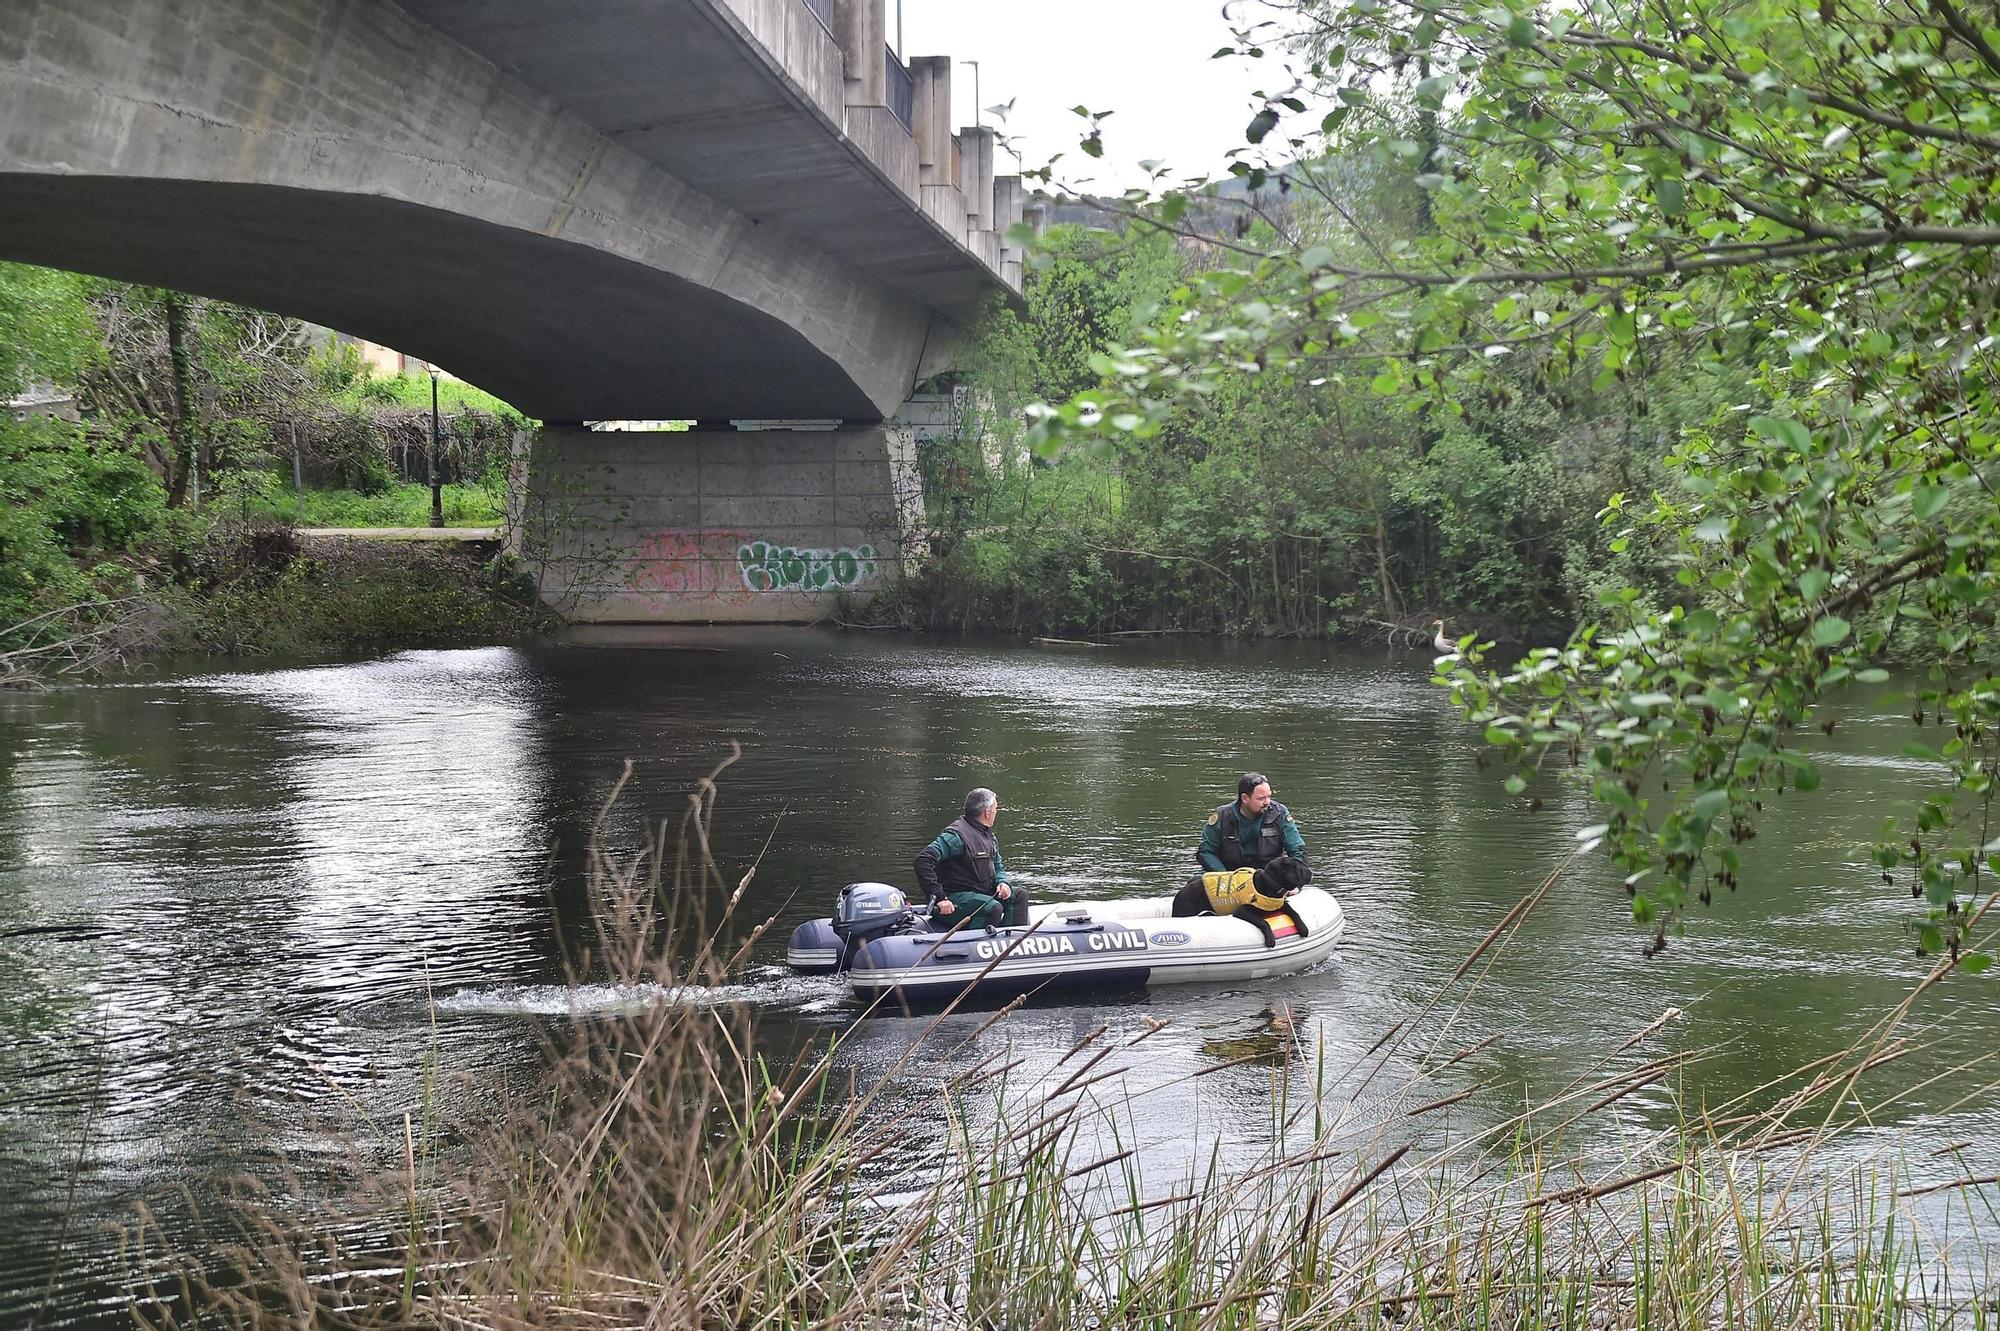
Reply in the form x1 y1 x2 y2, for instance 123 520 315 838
629 528 754 598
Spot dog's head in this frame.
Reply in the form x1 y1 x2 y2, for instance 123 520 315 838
1255 856 1312 896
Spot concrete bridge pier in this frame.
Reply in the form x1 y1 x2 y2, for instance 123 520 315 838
511 425 926 623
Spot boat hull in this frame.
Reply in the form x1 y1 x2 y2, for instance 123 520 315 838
786 887 1344 1002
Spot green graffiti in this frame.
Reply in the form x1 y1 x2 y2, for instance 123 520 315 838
736 541 878 593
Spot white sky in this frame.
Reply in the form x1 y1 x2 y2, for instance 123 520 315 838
896 1 1299 191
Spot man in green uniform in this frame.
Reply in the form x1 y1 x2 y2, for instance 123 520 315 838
915 787 1029 930
1198 772 1308 873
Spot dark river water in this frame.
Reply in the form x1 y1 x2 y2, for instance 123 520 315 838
3 630 1996 1324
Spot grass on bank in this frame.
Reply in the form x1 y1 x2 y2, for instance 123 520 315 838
331 371 533 426
238 480 506 530
119 759 2000 1330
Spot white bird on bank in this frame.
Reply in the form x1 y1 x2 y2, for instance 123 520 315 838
1432 619 1462 663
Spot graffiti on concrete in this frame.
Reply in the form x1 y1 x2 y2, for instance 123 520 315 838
628 528 752 596
625 529 882 598
736 541 878 593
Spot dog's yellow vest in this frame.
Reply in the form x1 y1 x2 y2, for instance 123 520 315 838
1201 868 1290 914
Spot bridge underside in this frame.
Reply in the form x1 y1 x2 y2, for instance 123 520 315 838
0 0 1011 422
0 175 887 423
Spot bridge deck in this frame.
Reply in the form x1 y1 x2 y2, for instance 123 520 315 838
402 0 1009 320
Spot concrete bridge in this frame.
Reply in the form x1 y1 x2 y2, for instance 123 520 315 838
1 0 1030 620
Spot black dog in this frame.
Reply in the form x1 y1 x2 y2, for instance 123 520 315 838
1170 856 1313 919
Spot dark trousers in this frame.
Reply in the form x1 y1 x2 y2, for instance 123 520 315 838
931 885 1030 930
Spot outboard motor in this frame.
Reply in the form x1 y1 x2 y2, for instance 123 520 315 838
830 882 919 969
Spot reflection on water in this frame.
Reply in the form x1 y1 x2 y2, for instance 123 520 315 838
2 630 1996 1324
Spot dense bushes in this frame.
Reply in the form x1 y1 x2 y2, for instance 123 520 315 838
0 415 164 616
155 531 544 658
899 225 1739 642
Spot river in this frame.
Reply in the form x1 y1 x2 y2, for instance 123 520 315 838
3 629 1995 1325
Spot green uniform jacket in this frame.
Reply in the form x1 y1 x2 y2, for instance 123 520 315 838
1199 801 1307 872
916 823 1018 930
915 828 1010 894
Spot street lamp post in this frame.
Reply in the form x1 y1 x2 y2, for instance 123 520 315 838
426 363 444 529
963 59 980 127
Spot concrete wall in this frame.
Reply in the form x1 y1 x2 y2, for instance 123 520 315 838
515 425 925 623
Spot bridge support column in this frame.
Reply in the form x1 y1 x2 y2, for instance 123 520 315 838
834 0 886 105
509 424 925 623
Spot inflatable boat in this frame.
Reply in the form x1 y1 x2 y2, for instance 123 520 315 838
786 882 1345 1003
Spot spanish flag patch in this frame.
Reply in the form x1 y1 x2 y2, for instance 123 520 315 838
1264 910 1299 940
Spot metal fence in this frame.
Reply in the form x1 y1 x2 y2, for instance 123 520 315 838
884 47 913 130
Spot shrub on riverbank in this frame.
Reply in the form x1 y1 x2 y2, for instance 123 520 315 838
0 414 165 624
119 775 1998 1330
1 521 545 684
886 224 1737 646
152 529 546 658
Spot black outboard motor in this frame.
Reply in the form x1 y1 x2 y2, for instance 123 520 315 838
830 882 920 969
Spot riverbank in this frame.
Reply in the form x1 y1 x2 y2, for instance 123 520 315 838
872 510 1537 647
164 529 548 657
1 526 547 683
160 977 1986 1331
872 558 1515 649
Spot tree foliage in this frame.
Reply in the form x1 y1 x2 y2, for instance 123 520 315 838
934 173 1731 643
77 283 318 508
1026 0 2000 959
0 262 96 396
0 263 527 656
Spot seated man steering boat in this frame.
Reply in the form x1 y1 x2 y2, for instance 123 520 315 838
914 787 1030 931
